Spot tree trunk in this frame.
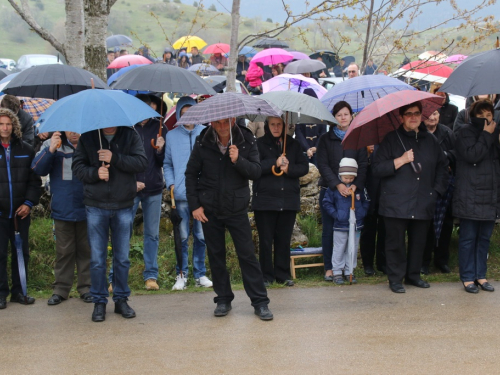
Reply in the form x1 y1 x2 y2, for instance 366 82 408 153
65 0 85 68
226 0 240 93
361 0 375 74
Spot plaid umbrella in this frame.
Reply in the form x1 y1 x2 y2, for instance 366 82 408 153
174 92 282 125
434 175 455 245
18 97 55 122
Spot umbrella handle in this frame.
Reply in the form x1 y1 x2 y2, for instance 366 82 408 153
411 161 422 174
14 213 19 232
351 190 355 210
272 153 286 176
151 138 159 149
170 186 176 209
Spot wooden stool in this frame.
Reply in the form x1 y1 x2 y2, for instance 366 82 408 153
290 248 324 279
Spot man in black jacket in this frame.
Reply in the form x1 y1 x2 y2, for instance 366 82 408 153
185 118 273 320
0 108 41 309
72 126 148 322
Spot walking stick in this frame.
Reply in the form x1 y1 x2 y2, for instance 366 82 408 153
272 111 288 176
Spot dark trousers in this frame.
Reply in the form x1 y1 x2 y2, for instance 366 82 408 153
423 206 453 268
458 219 494 282
359 212 386 271
0 215 31 297
319 188 334 270
383 217 430 283
254 210 296 283
53 219 91 299
202 212 269 308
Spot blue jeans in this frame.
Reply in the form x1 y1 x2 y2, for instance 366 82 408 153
458 219 494 282
176 200 206 278
86 206 133 304
319 188 334 270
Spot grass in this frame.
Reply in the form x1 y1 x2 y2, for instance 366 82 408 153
8 215 500 299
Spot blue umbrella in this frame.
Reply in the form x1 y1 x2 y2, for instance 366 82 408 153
0 72 19 93
107 64 146 86
14 215 28 302
35 89 159 135
321 75 416 112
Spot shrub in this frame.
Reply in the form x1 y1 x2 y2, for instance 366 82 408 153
208 4 216 11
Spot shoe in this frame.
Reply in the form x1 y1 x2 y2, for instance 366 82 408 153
333 275 344 285
0 295 6 309
282 280 294 287
420 266 430 275
172 274 187 290
214 302 232 317
195 276 213 288
463 282 479 294
264 280 272 288
80 293 93 303
344 275 358 284
92 303 106 322
108 283 113 293
389 281 405 293
438 264 451 274
10 293 35 305
405 278 430 288
324 274 334 281
48 294 65 306
114 299 136 318
145 279 160 291
364 266 376 276
254 306 273 321
474 280 495 292
377 265 387 274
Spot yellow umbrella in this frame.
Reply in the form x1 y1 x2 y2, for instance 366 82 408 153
172 35 207 51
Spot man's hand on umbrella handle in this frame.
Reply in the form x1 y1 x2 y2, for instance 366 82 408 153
337 183 351 197
193 207 208 223
156 135 165 151
484 119 496 134
98 149 113 163
16 204 31 219
137 182 145 192
229 145 239 164
349 184 357 194
98 163 109 181
49 132 61 153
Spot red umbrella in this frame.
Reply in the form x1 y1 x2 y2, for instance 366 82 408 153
342 90 443 151
203 43 230 55
107 55 153 69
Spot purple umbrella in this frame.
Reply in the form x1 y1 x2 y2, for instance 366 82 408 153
444 54 468 64
290 51 310 60
251 48 294 66
262 74 327 98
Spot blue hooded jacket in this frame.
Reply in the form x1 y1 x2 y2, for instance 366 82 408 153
323 185 370 231
163 96 204 202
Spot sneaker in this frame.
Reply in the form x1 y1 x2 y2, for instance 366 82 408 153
333 275 344 285
145 279 159 291
195 276 213 288
172 274 187 290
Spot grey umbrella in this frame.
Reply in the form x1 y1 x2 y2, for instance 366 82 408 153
284 60 326 74
0 68 12 80
106 34 133 48
260 91 337 125
253 38 289 49
439 46 500 97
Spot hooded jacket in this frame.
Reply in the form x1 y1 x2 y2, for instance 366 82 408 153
185 124 261 218
372 123 449 220
163 97 205 202
31 134 86 222
72 127 148 210
245 62 264 88
252 123 309 212
438 93 458 130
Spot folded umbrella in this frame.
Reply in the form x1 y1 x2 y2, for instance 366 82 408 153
347 191 357 285
251 48 294 66
14 214 28 303
169 187 184 277
284 60 326 74
262 73 327 98
107 55 153 69
106 34 133 48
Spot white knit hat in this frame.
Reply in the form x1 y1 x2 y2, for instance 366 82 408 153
339 157 358 176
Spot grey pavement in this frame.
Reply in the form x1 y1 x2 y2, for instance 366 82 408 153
1 282 499 374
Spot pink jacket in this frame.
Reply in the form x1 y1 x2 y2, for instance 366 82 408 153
245 63 263 88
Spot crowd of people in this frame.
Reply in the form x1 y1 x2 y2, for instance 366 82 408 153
1 45 499 324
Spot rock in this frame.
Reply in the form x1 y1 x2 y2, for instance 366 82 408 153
299 163 320 185
300 196 320 218
300 183 319 197
290 221 308 248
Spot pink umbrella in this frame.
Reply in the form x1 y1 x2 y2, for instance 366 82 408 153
262 73 327 98
252 48 294 66
290 51 310 60
444 54 468 64
107 55 153 69
204 43 230 54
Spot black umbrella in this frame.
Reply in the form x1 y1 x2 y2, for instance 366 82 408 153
3 65 109 100
106 34 133 48
203 75 227 93
14 215 28 303
0 68 12 80
170 187 183 277
253 38 289 49
309 50 339 69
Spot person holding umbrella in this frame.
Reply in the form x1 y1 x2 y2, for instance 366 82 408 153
0 108 41 309
163 96 213 291
236 54 249 83
252 116 309 287
372 101 449 293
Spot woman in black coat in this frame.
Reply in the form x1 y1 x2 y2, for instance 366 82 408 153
372 101 448 293
252 117 309 286
316 101 368 281
453 100 498 293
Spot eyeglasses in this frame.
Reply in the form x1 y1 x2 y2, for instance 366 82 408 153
403 111 422 118
348 70 357 73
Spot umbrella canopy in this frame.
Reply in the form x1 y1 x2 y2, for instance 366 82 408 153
0 72 19 93
444 54 467 64
253 38 289 49
262 74 327 98
107 64 148 85
290 51 310 61
107 55 153 69
19 97 55 122
309 50 339 69
237 46 258 58
175 92 282 125
106 34 133 48
35 89 159 134
391 60 453 84
172 35 207 51
203 75 227 93
204 43 230 54
112 64 216 95
188 63 220 76
284 60 326 74
321 75 416 112
439 48 500 97
418 51 447 62
342 90 443 150
0 68 12 80
2 65 109 100
251 48 294 66
260 91 337 125
342 56 356 66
